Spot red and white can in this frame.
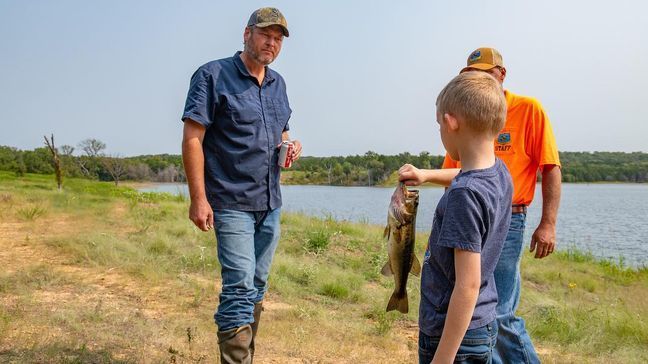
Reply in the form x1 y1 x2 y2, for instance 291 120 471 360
278 141 294 168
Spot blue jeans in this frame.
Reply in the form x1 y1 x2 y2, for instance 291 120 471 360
419 321 497 363
492 213 540 364
213 208 281 331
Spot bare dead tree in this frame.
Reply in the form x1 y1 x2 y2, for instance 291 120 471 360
58 145 77 176
325 162 333 185
78 138 106 158
76 138 106 179
102 155 128 186
157 164 179 182
44 134 63 190
60 145 75 156
127 163 152 180
77 157 92 177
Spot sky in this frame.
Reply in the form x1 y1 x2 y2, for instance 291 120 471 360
1 0 647 157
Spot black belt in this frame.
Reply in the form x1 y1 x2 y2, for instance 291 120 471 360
512 204 527 214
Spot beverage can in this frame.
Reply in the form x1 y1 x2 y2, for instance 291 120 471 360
278 141 294 168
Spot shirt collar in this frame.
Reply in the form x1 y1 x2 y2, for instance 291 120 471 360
504 89 513 106
233 51 276 85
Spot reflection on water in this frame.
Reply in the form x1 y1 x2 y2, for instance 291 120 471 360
141 183 648 267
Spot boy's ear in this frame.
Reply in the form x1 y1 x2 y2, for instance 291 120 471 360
444 113 460 131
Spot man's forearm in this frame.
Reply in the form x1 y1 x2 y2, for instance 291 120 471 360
540 165 561 226
182 138 207 202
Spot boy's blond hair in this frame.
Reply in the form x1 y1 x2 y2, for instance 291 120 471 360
436 72 507 136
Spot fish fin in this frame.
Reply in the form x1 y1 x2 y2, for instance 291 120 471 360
383 225 390 239
380 261 393 276
386 291 408 314
410 254 422 277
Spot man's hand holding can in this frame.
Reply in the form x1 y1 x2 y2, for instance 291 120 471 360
278 141 294 168
277 140 302 168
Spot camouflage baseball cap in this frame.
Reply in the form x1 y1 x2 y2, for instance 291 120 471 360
247 7 289 37
463 47 504 71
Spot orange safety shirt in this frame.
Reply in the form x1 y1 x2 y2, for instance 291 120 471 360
442 90 560 206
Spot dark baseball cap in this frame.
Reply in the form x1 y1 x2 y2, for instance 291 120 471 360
247 7 289 37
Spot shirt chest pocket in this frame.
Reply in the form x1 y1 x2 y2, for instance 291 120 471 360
271 98 291 130
224 93 261 125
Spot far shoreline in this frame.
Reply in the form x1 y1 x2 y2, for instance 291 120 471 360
136 181 648 189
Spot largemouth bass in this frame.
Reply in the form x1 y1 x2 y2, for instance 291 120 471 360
382 182 421 313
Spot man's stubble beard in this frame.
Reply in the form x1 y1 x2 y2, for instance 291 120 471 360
244 40 275 66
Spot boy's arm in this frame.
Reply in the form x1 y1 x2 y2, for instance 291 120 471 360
432 249 481 364
398 164 460 187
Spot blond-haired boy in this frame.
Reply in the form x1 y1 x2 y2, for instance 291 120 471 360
399 72 513 363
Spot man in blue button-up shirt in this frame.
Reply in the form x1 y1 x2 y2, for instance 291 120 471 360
181 7 302 363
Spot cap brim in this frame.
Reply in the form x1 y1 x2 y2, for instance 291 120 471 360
462 63 496 72
255 22 289 37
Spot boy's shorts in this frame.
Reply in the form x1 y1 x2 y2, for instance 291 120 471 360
418 320 497 364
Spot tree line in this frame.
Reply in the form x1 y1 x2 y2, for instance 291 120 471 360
1 141 647 185
559 151 648 183
288 151 445 186
288 151 648 185
0 139 184 185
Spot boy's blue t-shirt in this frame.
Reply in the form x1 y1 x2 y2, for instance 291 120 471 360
419 158 513 337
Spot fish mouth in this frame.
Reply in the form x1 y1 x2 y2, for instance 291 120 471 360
390 183 419 225
401 183 419 205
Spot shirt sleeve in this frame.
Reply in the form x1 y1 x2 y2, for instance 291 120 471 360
437 188 486 253
181 67 216 128
283 103 291 132
526 98 561 169
281 82 291 132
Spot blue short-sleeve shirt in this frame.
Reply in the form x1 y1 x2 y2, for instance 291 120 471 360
182 52 291 211
419 158 513 337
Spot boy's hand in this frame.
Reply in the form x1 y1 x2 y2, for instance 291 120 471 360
398 164 424 186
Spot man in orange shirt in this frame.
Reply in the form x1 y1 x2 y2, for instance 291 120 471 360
399 47 561 364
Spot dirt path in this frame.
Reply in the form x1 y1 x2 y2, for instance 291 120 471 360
1 215 575 363
0 210 309 363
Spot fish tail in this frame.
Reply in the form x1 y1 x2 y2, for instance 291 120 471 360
386 291 408 314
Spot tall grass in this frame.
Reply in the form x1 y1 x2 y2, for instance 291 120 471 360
522 245 648 360
16 205 47 220
1 171 647 363
0 264 67 293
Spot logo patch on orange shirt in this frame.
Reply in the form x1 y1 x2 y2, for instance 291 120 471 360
497 132 511 144
495 132 512 152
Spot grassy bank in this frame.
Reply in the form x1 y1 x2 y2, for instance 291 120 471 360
0 172 646 363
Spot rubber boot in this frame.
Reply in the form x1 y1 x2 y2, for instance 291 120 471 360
250 302 264 361
217 324 253 364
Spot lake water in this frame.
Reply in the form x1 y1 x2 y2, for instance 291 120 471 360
141 183 648 268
